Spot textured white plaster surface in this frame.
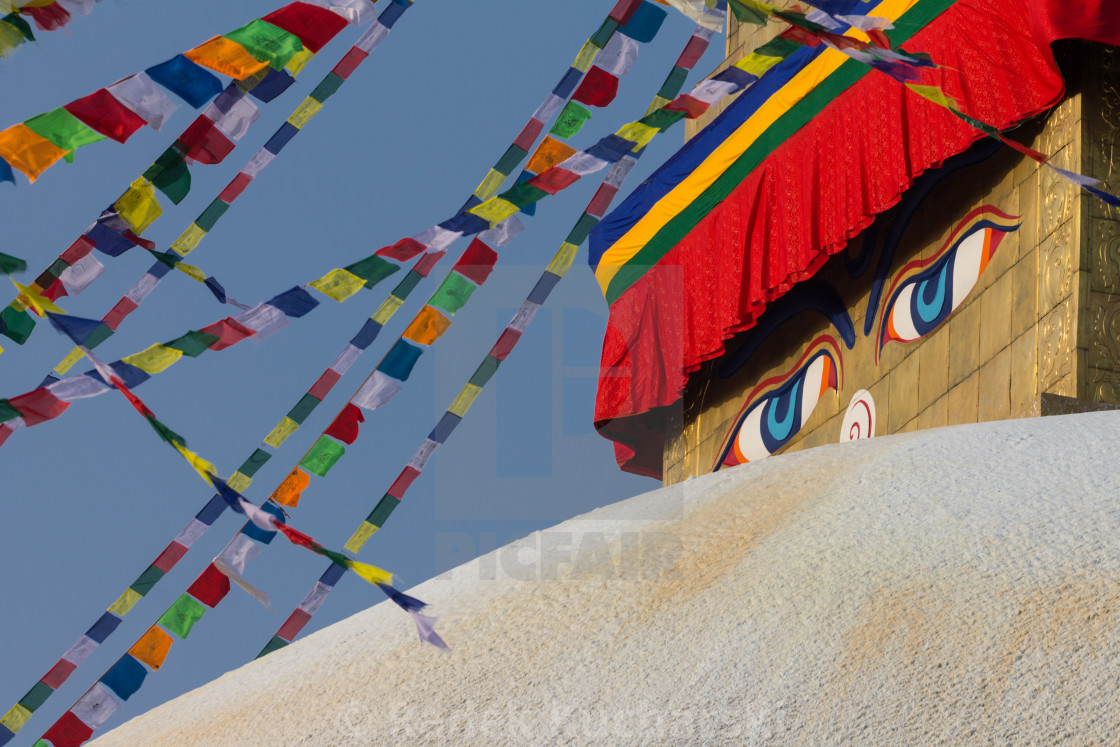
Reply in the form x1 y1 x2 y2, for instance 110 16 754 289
96 412 1120 745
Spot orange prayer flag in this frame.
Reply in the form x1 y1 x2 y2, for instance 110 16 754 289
526 136 577 174
270 467 310 507
0 123 69 182
129 626 173 670
185 36 269 80
402 305 452 346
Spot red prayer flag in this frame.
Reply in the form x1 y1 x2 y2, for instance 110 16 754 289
386 466 421 500
23 3 70 31
198 318 256 350
177 116 235 165
187 563 231 608
665 94 710 119
489 327 523 362
41 711 93 747
414 250 445 278
41 658 78 690
528 168 581 195
324 403 365 445
572 66 620 108
8 388 69 427
64 89 147 143
452 238 497 285
275 522 317 550
262 2 348 53
376 237 426 261
277 608 312 640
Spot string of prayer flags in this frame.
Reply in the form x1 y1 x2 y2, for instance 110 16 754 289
0 286 317 432
0 214 502 728
899 82 1120 207
5 0 411 395
270 236 500 511
0 1 393 356
457 0 649 214
17 331 432 747
1 7 645 727
257 12 721 657
0 0 356 183
745 1 1120 207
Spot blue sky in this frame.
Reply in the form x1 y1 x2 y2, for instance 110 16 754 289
0 0 724 737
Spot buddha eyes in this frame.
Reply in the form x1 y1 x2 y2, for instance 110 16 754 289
880 213 1019 350
719 349 837 468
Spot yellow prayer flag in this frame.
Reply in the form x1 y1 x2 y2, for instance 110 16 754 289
344 522 378 554
469 198 521 227
906 84 959 111
448 383 483 418
107 588 143 616
371 295 404 325
547 242 581 277
174 442 217 481
56 346 85 375
615 121 659 151
114 178 163 234
264 417 299 448
11 279 65 316
0 21 25 59
227 471 252 493
646 95 671 116
122 344 183 374
170 224 207 257
310 268 366 302
285 47 315 76
0 705 32 734
175 262 208 284
473 169 505 203
573 40 598 72
347 559 392 586
287 97 322 129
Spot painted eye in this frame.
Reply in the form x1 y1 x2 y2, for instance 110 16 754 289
882 213 1018 347
720 351 838 468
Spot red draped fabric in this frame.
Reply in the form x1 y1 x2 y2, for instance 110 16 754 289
596 0 1120 478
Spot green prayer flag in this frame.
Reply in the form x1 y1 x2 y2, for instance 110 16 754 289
428 273 477 315
18 681 52 712
346 255 400 288
657 67 689 102
468 355 501 388
159 593 206 639
25 108 106 152
0 399 19 423
143 148 191 205
194 199 230 232
224 19 304 71
130 564 166 596
550 102 592 139
0 252 26 276
2 14 34 42
166 330 221 357
728 0 770 25
0 306 35 345
146 415 185 446
299 436 345 477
